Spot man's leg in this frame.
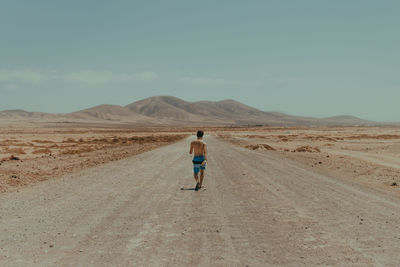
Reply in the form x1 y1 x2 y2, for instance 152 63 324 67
193 166 200 190
194 172 199 184
199 169 205 188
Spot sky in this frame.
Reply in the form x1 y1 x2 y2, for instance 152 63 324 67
0 0 399 122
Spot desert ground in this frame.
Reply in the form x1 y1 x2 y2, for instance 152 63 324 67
1 126 400 266
217 126 400 194
0 127 188 192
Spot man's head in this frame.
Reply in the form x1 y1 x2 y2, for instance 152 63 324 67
197 130 204 139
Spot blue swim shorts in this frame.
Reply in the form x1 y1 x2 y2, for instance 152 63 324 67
192 155 206 173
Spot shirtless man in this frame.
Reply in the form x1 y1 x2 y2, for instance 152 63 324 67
189 130 207 191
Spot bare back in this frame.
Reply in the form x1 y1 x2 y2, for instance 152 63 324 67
190 140 207 158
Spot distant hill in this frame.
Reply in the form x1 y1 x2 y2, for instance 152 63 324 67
0 109 58 121
125 96 306 125
321 115 373 125
125 96 203 121
67 104 150 122
0 96 377 126
125 96 375 126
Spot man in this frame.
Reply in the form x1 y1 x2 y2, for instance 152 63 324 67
189 130 207 191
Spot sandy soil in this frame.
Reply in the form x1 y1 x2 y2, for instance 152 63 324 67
0 128 187 192
1 135 400 266
217 126 400 195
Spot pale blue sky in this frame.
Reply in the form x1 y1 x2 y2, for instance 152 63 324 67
0 0 399 121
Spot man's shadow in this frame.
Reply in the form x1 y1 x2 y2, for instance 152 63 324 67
180 187 196 191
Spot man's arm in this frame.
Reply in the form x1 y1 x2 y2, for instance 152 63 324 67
189 141 193 154
202 143 207 165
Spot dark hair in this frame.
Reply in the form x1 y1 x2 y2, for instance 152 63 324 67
197 130 204 138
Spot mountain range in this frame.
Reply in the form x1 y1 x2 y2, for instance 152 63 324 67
0 96 377 126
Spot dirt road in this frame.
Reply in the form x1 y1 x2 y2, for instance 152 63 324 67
1 136 399 266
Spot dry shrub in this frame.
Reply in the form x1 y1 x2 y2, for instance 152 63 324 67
59 134 187 154
246 144 275 151
32 148 52 154
60 146 94 155
324 143 334 147
87 134 186 146
246 135 266 139
324 137 337 142
2 139 19 144
10 142 32 147
4 147 26 154
9 155 20 160
63 138 76 143
128 135 186 143
278 136 289 142
158 134 187 142
90 137 112 144
80 146 95 153
293 146 320 153
346 134 400 140
303 135 336 142
32 140 54 144
0 185 7 193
